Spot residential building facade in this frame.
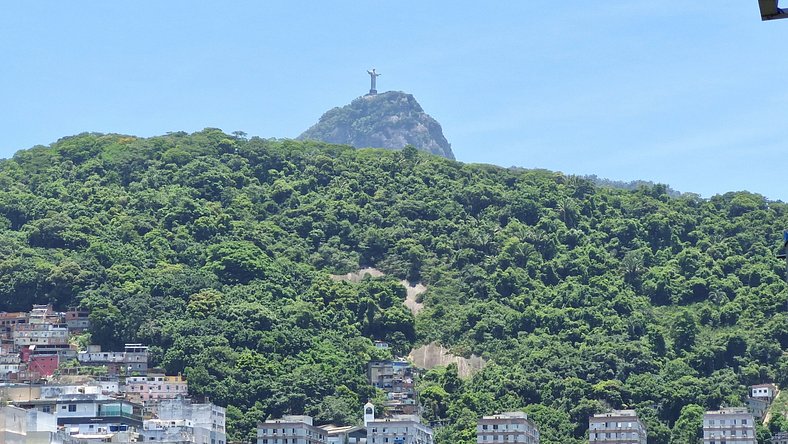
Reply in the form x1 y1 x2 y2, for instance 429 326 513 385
702 408 756 444
258 415 327 444
368 360 418 416
0 405 27 444
477 411 539 444
158 397 227 444
367 415 433 444
772 432 788 444
123 373 188 403
77 343 149 376
588 410 647 444
750 384 778 402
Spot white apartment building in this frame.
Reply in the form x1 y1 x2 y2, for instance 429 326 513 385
0 405 27 444
158 397 226 444
258 415 327 444
367 415 433 444
477 412 539 444
771 432 788 444
40 382 120 399
141 418 212 443
702 407 756 444
588 410 647 444
750 384 778 401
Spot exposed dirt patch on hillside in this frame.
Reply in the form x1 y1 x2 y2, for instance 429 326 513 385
401 281 426 315
329 267 386 283
330 268 426 316
408 342 487 378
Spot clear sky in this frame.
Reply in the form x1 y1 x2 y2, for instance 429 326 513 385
2 1 787 201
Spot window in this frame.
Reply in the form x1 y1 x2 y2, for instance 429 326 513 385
68 404 77 412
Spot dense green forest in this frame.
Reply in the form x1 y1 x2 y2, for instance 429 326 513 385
0 129 786 443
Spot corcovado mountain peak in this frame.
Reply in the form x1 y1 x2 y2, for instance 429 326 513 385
298 90 455 160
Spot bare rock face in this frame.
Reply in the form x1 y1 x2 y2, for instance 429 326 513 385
298 91 455 160
408 342 486 378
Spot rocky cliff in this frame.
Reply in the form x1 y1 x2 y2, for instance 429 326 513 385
298 91 455 159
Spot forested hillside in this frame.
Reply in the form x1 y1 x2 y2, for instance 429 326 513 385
0 129 786 443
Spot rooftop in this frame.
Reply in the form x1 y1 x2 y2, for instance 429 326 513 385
592 409 639 418
482 412 529 420
705 407 751 415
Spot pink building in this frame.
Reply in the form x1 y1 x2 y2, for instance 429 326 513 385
123 374 188 403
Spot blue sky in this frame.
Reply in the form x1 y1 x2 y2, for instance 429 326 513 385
2 1 787 201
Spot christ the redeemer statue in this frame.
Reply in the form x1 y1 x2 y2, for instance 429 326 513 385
367 68 381 95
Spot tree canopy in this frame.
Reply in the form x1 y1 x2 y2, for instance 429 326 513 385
0 130 785 443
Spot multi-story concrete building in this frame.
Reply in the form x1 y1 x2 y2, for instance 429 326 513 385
0 406 75 444
257 415 327 444
748 383 780 420
0 405 27 444
158 397 226 444
141 418 213 443
13 322 69 348
64 307 90 332
702 407 756 444
28 305 62 325
477 412 539 444
77 343 149 376
747 396 770 420
19 396 143 435
0 354 22 380
39 381 120 399
0 312 27 341
366 415 433 444
588 410 647 444
123 373 188 403
24 408 66 444
751 384 778 401
368 360 418 416
772 432 788 444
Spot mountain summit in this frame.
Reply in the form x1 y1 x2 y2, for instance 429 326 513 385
298 91 455 160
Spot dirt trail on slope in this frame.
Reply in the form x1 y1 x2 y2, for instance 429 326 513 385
763 388 784 424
